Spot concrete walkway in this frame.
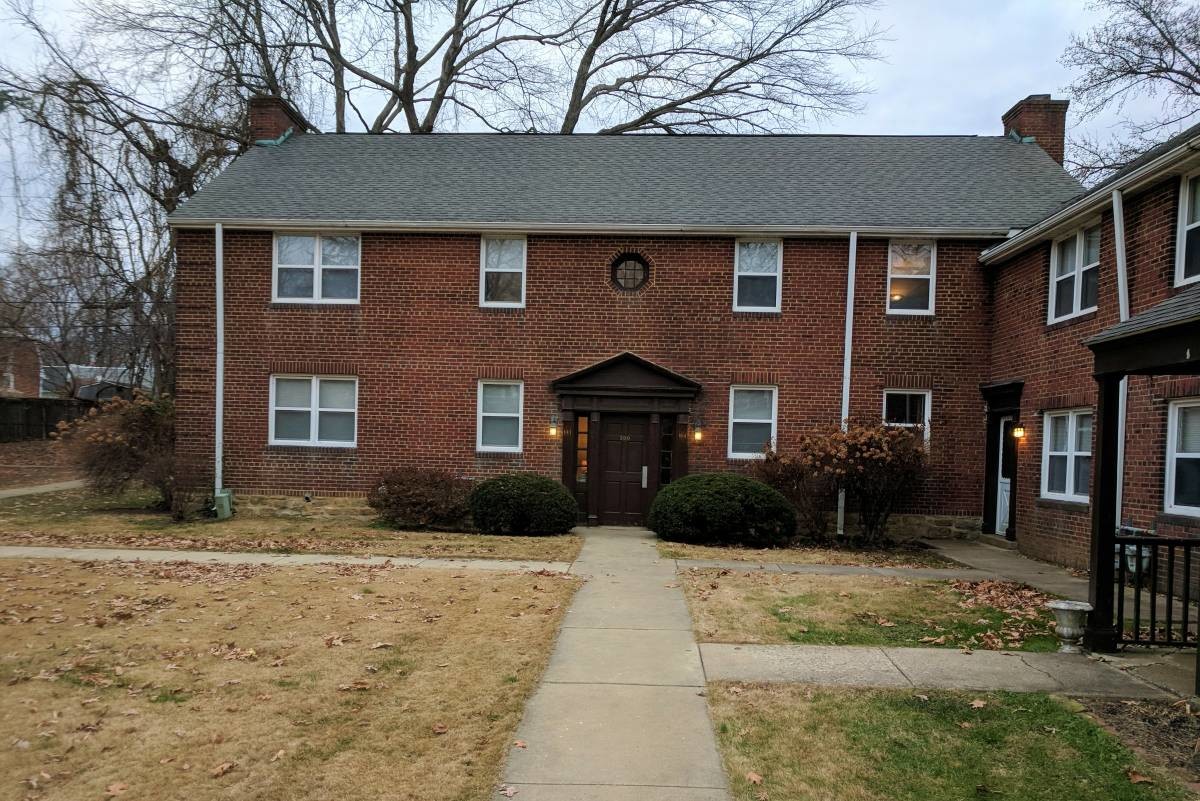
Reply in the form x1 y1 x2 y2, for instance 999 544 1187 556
702 644 1169 698
0 479 85 500
496 527 729 801
0 544 571 573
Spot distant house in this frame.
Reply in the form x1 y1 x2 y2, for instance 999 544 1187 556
168 93 1200 570
38 364 140 400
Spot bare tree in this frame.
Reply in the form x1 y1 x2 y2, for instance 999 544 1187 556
91 0 881 134
1062 0 1200 182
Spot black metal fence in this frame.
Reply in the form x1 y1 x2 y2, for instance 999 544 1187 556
1113 534 1200 647
0 398 93 442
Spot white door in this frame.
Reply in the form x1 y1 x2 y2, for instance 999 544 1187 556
996 417 1014 535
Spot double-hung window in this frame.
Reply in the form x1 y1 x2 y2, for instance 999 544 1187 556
883 389 931 440
1041 409 1091 503
274 234 360 302
1177 171 1200 286
477 380 523 452
270 375 357 446
1049 225 1100 322
887 241 936 314
480 236 526 308
728 385 777 458
1166 399 1200 516
733 239 782 312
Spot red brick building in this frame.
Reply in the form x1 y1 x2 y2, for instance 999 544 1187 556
170 94 1200 567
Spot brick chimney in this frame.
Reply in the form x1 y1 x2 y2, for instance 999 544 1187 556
1002 94 1070 165
248 95 309 143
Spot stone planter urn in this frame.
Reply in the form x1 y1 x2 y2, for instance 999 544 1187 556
1047 600 1093 653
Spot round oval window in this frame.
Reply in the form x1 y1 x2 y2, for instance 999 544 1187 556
611 254 649 291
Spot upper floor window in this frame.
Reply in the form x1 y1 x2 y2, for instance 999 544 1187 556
1041 408 1091 503
269 375 357 446
274 234 360 303
887 241 936 315
1166 398 1200 516
477 380 523 452
480 236 526 308
733 239 782 312
1177 171 1200 287
728 385 777 458
883 389 931 440
1048 224 1099 322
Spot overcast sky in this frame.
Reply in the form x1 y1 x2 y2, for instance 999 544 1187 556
0 0 1170 244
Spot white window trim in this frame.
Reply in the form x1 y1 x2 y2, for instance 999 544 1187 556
268 374 358 447
727 384 778 459
882 389 932 442
479 235 527 309
271 233 361 304
1040 408 1092 503
886 240 937 316
1047 223 1101 323
476 379 524 453
732 238 783 313
1166 398 1200 517
1176 169 1200 288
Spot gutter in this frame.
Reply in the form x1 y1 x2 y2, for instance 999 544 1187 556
1112 190 1130 529
165 218 1012 239
837 231 858 537
981 131 1200 265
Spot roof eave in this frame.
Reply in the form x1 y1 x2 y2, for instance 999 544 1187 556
980 132 1200 265
166 217 1012 239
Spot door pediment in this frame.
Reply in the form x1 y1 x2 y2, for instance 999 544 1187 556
552 352 700 400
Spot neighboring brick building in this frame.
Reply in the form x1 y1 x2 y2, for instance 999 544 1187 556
169 93 1200 567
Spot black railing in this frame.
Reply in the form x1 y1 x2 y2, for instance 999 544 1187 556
1113 534 1199 647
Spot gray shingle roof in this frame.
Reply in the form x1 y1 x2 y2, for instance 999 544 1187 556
1088 282 1200 346
169 133 1082 231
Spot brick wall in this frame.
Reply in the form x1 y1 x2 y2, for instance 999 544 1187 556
175 230 992 519
988 175 1200 568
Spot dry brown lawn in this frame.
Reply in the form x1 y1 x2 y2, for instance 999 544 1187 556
681 569 1058 651
657 540 955 568
0 558 579 800
0 490 583 563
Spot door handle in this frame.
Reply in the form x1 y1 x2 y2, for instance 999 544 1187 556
641 466 648 489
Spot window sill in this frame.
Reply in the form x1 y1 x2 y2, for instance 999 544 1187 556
266 444 357 454
885 310 935 318
1158 511 1200 527
732 309 782 317
475 449 522 457
1035 496 1089 512
1044 309 1097 332
268 302 361 310
478 305 526 314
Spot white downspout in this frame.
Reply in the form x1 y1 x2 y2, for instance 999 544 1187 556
214 222 225 495
1111 190 1130 527
837 231 858 537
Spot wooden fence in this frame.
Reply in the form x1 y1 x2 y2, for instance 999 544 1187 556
0 398 93 442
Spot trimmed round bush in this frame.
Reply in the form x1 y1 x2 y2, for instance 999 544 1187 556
648 472 796 548
468 473 578 536
368 467 471 530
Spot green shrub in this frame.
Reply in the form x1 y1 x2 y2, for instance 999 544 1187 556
368 467 471 530
648 472 796 548
467 473 577 536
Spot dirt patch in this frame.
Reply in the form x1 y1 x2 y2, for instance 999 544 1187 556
1083 698 1200 785
0 557 580 801
0 439 76 488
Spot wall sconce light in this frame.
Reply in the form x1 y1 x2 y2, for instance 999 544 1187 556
692 418 704 443
549 413 559 438
1012 425 1026 440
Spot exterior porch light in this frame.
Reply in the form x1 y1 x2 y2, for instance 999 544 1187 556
1012 424 1026 440
548 412 559 437
692 418 704 442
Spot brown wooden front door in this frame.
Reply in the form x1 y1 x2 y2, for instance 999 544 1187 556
599 414 650 525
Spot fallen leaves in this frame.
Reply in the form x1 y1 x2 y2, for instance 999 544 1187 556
105 782 128 797
746 771 764 785
970 699 988 710
432 723 449 735
210 761 236 778
1127 770 1155 785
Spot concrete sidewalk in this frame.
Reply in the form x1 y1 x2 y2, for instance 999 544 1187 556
496 527 729 801
0 544 572 573
701 643 1169 698
0 479 85 500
